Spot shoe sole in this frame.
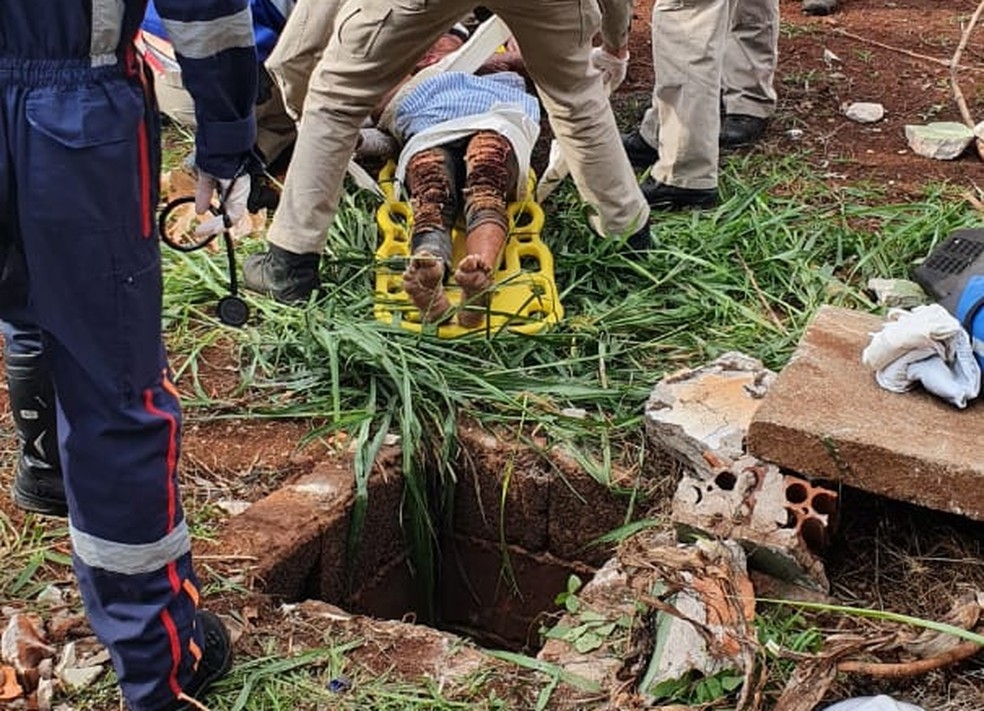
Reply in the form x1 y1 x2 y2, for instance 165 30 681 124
648 197 718 211
11 485 68 517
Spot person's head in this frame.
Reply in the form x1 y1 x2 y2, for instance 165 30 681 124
413 27 468 73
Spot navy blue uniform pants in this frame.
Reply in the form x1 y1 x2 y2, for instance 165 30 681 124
0 58 203 711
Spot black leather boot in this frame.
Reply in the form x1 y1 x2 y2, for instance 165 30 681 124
242 244 321 303
720 114 767 149
621 131 660 169
641 178 718 211
6 332 67 517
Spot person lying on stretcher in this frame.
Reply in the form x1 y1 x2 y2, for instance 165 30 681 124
363 30 540 327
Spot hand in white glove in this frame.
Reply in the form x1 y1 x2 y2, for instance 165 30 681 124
194 171 251 238
590 46 629 93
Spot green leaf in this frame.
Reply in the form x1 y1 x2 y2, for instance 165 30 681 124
572 631 604 653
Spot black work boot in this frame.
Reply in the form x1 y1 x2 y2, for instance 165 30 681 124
242 244 321 304
163 611 233 711
6 335 67 517
626 219 653 254
621 131 660 169
720 114 767 149
641 178 718 211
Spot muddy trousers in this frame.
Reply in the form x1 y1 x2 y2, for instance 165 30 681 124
406 132 517 268
0 59 203 711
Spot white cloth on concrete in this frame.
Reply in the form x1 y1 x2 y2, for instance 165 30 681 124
861 304 981 408
823 696 924 711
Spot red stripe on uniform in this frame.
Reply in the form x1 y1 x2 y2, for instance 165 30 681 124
138 122 152 238
161 607 184 697
125 40 154 238
143 387 178 532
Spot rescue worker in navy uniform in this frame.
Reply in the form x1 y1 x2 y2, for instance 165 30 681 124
0 2 257 709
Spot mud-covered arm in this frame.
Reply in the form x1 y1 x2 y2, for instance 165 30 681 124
597 0 633 55
154 0 258 178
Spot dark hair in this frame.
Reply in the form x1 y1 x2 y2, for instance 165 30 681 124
447 23 469 42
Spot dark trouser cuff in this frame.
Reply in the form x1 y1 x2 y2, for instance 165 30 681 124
410 229 453 270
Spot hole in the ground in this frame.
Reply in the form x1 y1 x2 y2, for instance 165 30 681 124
235 436 633 654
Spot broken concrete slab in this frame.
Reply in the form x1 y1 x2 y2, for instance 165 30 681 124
672 455 833 591
636 538 755 702
748 305 984 520
645 352 776 479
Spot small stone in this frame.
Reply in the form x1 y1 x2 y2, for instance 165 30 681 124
36 587 64 608
844 102 885 123
216 499 251 516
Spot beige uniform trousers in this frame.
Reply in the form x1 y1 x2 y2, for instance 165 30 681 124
264 0 347 122
723 0 779 119
267 0 649 255
640 0 776 190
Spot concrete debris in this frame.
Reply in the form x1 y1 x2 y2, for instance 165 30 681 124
904 122 974 160
672 455 833 591
637 539 756 701
748 305 984 521
54 641 106 691
1 613 56 677
537 558 636 688
36 659 54 711
866 278 928 309
645 352 776 479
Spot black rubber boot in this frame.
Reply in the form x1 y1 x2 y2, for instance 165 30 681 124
242 244 321 304
6 333 67 517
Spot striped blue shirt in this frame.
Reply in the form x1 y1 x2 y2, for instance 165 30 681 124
394 71 540 141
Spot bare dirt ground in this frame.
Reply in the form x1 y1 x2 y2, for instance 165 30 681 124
4 0 984 708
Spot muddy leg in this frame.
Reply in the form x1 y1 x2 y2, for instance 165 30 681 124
403 249 452 323
455 224 506 328
455 132 517 328
403 147 458 323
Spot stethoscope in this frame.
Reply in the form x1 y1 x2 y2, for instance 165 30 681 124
158 176 250 327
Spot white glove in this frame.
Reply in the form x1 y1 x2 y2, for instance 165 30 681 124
591 46 628 93
194 171 251 238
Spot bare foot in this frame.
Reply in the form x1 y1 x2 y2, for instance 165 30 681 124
403 251 451 323
454 254 494 328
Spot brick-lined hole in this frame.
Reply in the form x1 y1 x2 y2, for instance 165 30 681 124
246 446 625 654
